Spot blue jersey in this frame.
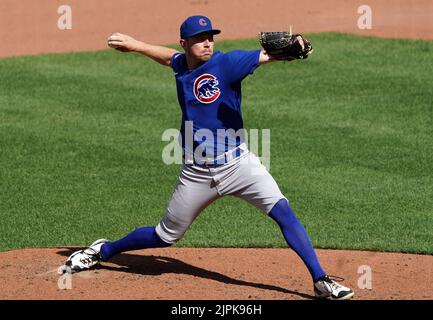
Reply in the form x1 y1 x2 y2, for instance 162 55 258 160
171 49 261 158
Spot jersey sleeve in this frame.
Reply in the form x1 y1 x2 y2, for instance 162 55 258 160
170 52 185 74
222 49 261 83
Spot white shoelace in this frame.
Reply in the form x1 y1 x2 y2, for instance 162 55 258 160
79 248 98 265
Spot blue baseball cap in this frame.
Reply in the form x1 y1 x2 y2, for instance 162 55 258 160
180 15 221 39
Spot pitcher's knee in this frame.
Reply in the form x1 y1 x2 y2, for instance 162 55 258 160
269 198 298 227
153 227 173 247
156 210 193 245
155 223 185 245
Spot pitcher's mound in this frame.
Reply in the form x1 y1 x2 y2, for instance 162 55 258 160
0 247 431 299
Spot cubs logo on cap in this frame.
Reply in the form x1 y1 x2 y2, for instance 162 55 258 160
198 18 208 26
180 15 221 39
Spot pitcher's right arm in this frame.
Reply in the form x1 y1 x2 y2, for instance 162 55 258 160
107 33 179 67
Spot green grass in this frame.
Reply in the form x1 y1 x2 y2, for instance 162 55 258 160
0 33 432 254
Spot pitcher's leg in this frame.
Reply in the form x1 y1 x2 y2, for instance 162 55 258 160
232 152 325 281
101 165 220 260
155 166 220 244
100 226 170 261
269 198 325 282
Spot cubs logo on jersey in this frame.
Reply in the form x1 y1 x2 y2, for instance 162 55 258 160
193 74 221 104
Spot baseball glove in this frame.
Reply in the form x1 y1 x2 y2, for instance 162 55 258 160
258 32 313 61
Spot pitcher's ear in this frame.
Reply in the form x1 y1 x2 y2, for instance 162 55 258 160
180 39 187 49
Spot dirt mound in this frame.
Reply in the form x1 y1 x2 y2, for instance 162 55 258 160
1 0 432 58
1 247 431 299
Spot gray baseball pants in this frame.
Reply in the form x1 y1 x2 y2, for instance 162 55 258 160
155 149 286 244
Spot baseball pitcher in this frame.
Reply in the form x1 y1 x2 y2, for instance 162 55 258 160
65 15 353 300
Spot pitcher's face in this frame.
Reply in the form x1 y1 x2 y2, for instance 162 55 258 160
181 32 215 62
